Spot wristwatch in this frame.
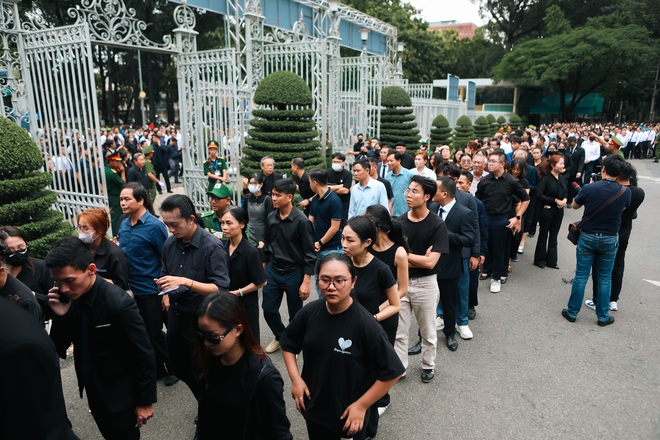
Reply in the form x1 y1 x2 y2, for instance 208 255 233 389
515 215 521 220
318 238 324 246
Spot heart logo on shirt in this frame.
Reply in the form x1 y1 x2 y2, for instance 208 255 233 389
338 338 352 351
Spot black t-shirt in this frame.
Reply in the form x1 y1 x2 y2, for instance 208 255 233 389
280 300 404 435
16 258 53 319
326 168 353 221
93 239 130 291
0 274 42 322
621 185 644 229
397 211 449 279
198 351 249 440
377 176 394 200
353 257 396 316
224 238 266 307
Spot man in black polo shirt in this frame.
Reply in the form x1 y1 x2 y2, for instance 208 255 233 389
326 153 353 225
475 149 530 293
395 141 415 170
262 179 316 354
563 155 631 326
291 157 314 216
157 194 230 399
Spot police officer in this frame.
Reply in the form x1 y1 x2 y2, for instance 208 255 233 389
201 182 233 238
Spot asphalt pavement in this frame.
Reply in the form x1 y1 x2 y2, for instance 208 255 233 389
60 160 660 439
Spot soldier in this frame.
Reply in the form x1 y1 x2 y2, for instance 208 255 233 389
201 182 233 238
141 144 163 205
203 141 227 192
104 151 126 236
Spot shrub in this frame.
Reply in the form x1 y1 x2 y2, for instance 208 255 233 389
473 116 491 139
243 71 323 177
496 115 507 134
486 114 499 136
0 118 73 259
509 114 522 131
452 115 475 151
378 87 420 149
429 114 452 148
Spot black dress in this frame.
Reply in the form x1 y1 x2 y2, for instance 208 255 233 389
534 173 568 268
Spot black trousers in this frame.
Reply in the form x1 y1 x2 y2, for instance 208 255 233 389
639 140 649 158
534 206 564 267
483 214 511 280
86 383 140 440
592 226 630 304
154 168 171 192
438 276 459 337
166 308 200 399
240 296 261 344
524 194 539 235
134 295 171 375
374 324 397 410
625 142 635 159
306 411 372 440
582 162 597 186
469 267 479 307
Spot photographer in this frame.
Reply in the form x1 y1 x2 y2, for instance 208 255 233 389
562 155 631 327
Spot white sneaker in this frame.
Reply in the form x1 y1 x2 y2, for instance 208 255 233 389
378 404 390 417
610 301 618 311
265 340 280 353
436 316 444 331
584 300 596 311
456 324 473 340
490 279 501 293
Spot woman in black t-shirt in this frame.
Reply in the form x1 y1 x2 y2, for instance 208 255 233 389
196 291 291 440
220 207 267 343
280 254 404 440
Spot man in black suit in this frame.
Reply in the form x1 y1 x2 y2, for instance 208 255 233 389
47 237 157 440
0 299 79 440
151 134 172 194
430 177 477 351
395 141 416 170
567 136 585 204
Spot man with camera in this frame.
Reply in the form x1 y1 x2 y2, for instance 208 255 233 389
562 155 631 327
580 133 603 186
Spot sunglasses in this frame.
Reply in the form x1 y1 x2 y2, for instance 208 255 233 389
195 326 233 345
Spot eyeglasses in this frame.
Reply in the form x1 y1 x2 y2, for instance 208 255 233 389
7 247 28 258
404 188 421 195
318 278 350 289
76 225 93 233
195 327 233 345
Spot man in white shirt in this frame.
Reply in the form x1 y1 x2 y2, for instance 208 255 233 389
580 134 602 186
348 159 388 219
469 154 489 195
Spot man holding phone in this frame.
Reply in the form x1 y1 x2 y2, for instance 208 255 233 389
46 236 157 440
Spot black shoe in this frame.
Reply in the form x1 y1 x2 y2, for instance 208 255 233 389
421 369 434 383
512 255 519 262
446 335 458 351
467 306 476 320
164 374 179 386
597 316 615 327
549 265 560 270
527 233 535 238
479 273 489 281
167 190 174 193
500 277 507 284
534 262 546 269
408 339 422 355
562 309 576 322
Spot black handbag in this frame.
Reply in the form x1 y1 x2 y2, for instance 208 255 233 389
567 186 626 245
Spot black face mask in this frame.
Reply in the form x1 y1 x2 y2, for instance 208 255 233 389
589 137 596 141
5 249 29 267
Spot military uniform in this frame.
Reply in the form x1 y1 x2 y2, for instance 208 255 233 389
202 210 224 238
203 156 228 192
144 159 158 204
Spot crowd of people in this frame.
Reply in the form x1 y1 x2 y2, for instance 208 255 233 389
0 120 651 439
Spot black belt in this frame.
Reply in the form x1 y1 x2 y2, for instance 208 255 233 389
583 231 618 236
271 264 299 274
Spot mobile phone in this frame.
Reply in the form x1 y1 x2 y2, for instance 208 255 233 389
53 283 69 303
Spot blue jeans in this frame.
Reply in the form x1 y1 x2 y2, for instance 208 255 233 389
315 247 343 299
566 232 618 322
457 258 470 326
262 264 304 341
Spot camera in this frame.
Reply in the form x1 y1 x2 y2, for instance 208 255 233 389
591 165 602 182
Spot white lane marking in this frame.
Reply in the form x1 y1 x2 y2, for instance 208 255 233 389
643 279 660 287
638 176 660 183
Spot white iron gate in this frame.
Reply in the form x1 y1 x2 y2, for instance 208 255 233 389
177 48 241 211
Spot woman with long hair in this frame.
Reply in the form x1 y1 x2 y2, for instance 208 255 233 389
220 207 267 343
77 208 130 291
280 253 404 440
0 225 53 321
507 157 530 278
196 291 291 440
533 155 568 269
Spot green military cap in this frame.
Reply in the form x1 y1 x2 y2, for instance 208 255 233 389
142 144 154 154
207 182 232 199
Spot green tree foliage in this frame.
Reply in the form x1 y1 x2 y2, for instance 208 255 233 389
486 114 498 136
242 71 322 177
378 86 421 148
0 119 73 258
473 116 491 139
430 114 452 147
493 8 657 120
496 116 507 133
452 115 475 151
508 114 522 131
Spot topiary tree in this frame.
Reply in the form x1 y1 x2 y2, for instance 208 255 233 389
429 114 452 148
496 115 507 134
242 71 323 177
509 114 522 132
378 86 421 149
0 118 73 258
473 116 491 139
486 114 498 136
452 115 475 151
520 114 529 128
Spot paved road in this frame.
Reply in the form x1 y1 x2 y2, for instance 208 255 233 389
60 160 660 439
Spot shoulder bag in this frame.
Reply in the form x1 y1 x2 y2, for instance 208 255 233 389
567 186 626 245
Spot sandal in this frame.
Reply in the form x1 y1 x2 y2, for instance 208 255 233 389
508 265 513 273
479 273 489 280
500 277 507 284
517 246 524 254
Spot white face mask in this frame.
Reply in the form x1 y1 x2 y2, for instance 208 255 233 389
78 231 96 244
248 184 260 194
331 163 342 172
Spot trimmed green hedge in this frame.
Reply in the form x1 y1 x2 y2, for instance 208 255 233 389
509 114 522 131
0 171 52 202
473 116 491 139
380 122 419 130
381 86 412 107
249 119 317 131
379 114 417 123
0 118 44 179
0 190 58 225
452 115 475 151
380 108 415 116
251 109 316 120
254 71 314 106
430 114 452 147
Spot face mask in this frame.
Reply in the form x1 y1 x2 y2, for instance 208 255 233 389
78 232 97 244
248 184 260 194
5 249 29 267
331 163 342 172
